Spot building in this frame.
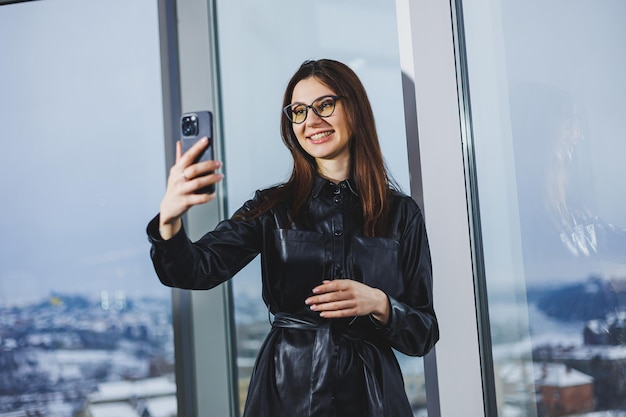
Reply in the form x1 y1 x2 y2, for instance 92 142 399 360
77 376 177 417
537 364 594 417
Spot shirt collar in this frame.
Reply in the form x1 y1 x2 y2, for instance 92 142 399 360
312 175 359 199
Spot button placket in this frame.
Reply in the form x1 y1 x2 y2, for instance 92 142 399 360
330 208 345 279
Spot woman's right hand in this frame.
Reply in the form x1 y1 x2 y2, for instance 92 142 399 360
159 137 223 240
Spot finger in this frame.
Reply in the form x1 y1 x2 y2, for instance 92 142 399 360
182 192 215 206
312 279 344 294
180 137 209 165
310 299 356 312
183 160 222 180
306 289 351 306
165 183 216 215
319 308 359 319
189 172 224 193
181 171 223 192
175 140 182 162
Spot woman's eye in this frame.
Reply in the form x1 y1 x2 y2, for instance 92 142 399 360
317 100 332 110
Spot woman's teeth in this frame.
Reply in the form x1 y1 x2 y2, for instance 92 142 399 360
310 131 333 141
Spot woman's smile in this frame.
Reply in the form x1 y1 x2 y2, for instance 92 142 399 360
308 130 334 143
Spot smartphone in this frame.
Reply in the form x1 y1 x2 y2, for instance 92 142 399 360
181 110 215 194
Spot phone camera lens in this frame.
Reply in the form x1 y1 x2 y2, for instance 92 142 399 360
181 115 198 137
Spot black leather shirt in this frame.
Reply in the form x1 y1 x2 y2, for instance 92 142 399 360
147 175 439 417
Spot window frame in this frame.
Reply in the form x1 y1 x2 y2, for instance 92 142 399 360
396 0 489 416
157 0 238 416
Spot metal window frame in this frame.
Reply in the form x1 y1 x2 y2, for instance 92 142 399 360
396 0 493 416
157 0 238 416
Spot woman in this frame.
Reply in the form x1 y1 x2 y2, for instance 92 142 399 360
147 59 439 417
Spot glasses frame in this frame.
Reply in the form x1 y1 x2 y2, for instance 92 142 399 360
282 95 343 124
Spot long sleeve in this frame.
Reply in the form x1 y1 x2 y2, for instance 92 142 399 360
146 201 263 290
373 204 439 357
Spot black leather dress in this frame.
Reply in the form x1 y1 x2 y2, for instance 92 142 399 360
147 175 439 417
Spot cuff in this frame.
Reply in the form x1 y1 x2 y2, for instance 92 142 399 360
146 213 187 246
370 295 404 334
368 294 393 329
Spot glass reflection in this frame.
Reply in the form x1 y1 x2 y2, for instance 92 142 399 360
461 0 626 415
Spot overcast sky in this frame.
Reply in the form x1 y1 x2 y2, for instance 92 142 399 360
0 0 168 305
462 0 626 291
1 0 624 307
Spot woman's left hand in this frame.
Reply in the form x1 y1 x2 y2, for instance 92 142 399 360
305 279 390 324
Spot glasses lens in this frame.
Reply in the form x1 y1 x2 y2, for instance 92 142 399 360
314 96 336 117
289 104 307 124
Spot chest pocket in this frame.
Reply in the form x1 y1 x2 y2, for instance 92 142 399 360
351 236 403 298
273 229 326 281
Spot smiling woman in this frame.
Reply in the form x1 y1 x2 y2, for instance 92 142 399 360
209 1 426 414
148 58 438 417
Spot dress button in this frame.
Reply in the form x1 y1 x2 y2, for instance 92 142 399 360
333 195 343 204
334 230 343 237
333 187 341 195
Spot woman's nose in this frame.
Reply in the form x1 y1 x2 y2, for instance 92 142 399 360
306 108 324 126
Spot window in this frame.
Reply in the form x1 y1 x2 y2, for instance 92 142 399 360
0 1 175 416
460 0 626 415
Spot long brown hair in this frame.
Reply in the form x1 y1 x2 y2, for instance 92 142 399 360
238 59 394 237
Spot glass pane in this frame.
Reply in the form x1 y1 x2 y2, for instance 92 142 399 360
461 0 626 415
0 1 175 416
214 0 426 415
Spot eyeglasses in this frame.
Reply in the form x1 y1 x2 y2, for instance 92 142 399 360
283 95 342 124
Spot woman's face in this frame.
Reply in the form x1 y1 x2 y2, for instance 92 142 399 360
289 77 352 166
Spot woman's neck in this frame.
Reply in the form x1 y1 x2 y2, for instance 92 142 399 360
316 156 350 183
